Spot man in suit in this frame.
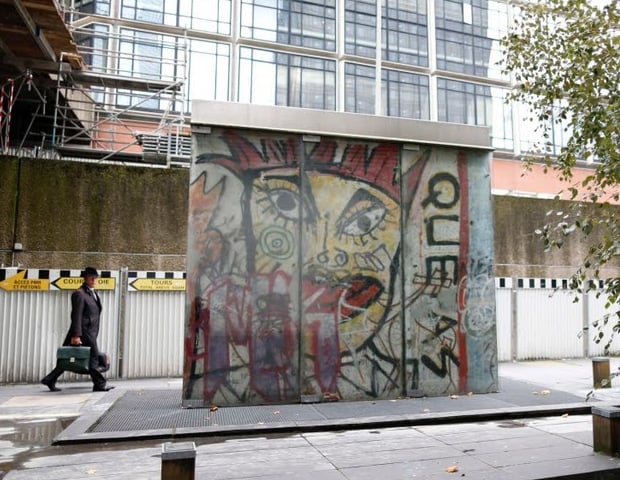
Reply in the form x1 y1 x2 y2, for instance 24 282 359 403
41 267 114 392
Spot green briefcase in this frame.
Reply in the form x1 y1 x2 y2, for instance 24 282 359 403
56 346 91 374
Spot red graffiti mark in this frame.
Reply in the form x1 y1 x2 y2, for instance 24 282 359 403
457 151 469 392
301 275 382 393
215 131 413 204
302 276 383 318
220 130 299 173
250 295 298 400
185 272 300 402
308 317 340 393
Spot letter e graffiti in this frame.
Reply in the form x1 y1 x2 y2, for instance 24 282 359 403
425 214 460 246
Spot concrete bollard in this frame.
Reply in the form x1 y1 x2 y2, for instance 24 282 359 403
592 406 620 456
161 441 196 480
592 357 611 389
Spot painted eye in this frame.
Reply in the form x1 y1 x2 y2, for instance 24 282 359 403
268 189 301 220
341 206 386 236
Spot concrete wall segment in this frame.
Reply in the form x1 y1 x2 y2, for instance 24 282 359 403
0 156 188 271
0 157 19 267
184 117 497 406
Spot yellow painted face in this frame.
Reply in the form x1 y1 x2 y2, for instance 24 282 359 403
250 170 400 332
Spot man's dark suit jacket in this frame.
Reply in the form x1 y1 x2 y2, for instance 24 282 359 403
63 284 102 362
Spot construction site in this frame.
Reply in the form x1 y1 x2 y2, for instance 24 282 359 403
0 0 189 166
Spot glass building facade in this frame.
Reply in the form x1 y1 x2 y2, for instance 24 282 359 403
67 0 554 155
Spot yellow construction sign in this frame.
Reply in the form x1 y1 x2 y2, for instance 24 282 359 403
0 270 49 291
130 278 186 291
52 277 116 290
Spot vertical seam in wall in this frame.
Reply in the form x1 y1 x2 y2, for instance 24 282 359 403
297 136 305 396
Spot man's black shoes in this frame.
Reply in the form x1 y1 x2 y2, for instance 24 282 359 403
93 385 115 392
41 379 61 392
42 379 115 392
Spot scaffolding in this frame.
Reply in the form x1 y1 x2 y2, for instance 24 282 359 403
0 78 16 154
51 6 190 165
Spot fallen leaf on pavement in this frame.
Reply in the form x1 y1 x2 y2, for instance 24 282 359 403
323 392 339 402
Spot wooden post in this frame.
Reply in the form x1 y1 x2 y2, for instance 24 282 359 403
161 442 196 480
592 357 611 389
592 406 620 455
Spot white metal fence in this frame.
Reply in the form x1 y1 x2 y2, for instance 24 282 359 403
0 268 183 383
1 269 618 384
495 278 620 362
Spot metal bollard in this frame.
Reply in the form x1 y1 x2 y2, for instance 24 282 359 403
161 441 196 480
592 357 611 389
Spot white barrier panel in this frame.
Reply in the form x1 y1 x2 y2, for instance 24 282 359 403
123 270 185 378
588 291 620 356
0 269 119 383
516 287 583 360
122 271 186 378
495 281 512 362
123 291 185 378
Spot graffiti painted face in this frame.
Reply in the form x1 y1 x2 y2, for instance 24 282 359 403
250 170 400 329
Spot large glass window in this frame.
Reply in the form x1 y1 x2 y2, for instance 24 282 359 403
187 40 230 111
518 103 572 156
121 0 231 34
239 47 336 110
117 29 184 111
435 0 507 79
383 0 428 67
344 63 375 114
74 23 109 74
240 0 336 51
121 0 165 23
438 78 513 150
73 23 110 104
118 30 163 80
71 0 110 15
382 69 429 119
345 0 376 58
178 0 232 33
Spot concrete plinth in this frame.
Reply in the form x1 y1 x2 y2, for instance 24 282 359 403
161 441 196 480
592 357 611 389
592 405 620 456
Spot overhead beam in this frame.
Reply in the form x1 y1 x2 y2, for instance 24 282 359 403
11 0 57 61
68 71 183 92
0 52 71 74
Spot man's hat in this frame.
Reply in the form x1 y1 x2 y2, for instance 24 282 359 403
83 267 99 277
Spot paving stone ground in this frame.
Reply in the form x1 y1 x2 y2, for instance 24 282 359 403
2 359 620 479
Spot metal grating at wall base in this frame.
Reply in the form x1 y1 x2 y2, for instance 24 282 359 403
88 390 327 432
85 381 588 435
